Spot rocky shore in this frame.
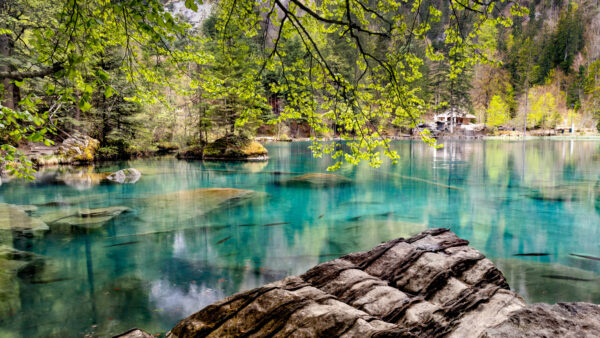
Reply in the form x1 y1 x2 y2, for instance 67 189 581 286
117 228 600 337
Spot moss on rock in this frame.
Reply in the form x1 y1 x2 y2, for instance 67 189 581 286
177 135 268 160
204 135 268 160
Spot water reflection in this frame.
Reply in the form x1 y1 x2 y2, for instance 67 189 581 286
149 279 225 322
0 140 599 336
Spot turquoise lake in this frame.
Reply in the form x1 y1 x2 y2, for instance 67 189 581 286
1 140 600 337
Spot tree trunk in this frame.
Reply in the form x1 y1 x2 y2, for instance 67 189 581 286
523 83 528 137
0 32 15 109
0 0 16 109
74 91 81 123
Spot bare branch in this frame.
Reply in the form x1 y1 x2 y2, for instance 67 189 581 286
0 62 64 80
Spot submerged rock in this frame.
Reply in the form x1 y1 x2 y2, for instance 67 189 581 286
14 204 38 214
526 186 581 202
164 229 600 338
340 219 428 247
37 193 109 207
493 258 600 304
0 203 49 233
137 188 265 221
0 246 46 317
40 206 131 230
278 173 352 187
107 168 142 184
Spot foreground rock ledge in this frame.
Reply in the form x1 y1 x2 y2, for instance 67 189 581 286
119 229 600 337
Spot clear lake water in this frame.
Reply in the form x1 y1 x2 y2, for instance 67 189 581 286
1 140 599 337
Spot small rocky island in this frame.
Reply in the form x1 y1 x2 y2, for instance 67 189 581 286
120 228 600 337
178 135 268 161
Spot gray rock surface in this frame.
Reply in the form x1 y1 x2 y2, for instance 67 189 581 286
113 328 155 338
57 133 100 163
107 168 142 184
163 228 600 338
482 302 600 337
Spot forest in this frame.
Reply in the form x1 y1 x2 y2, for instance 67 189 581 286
1 0 599 175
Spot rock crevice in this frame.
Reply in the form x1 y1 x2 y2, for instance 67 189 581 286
118 229 600 338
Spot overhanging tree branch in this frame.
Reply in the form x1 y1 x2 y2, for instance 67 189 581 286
0 62 64 80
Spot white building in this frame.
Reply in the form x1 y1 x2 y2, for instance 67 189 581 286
433 108 476 132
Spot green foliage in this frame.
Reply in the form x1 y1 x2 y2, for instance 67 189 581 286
1 0 201 175
193 11 269 139
206 0 526 169
96 145 120 160
528 89 559 128
0 105 53 178
18 0 600 174
486 95 510 127
585 61 600 101
547 3 584 74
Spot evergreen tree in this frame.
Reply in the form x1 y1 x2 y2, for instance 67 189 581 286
549 4 584 74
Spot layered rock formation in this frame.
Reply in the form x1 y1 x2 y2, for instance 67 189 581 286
30 133 100 166
158 228 600 338
58 133 100 162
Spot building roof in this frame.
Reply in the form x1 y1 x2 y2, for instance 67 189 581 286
434 107 472 119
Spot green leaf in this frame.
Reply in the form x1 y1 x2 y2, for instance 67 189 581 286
97 69 109 81
78 98 92 112
104 86 115 98
185 0 198 12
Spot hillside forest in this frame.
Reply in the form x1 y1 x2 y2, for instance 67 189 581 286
1 0 600 174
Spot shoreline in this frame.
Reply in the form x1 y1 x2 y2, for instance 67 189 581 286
14 133 600 170
256 133 600 143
